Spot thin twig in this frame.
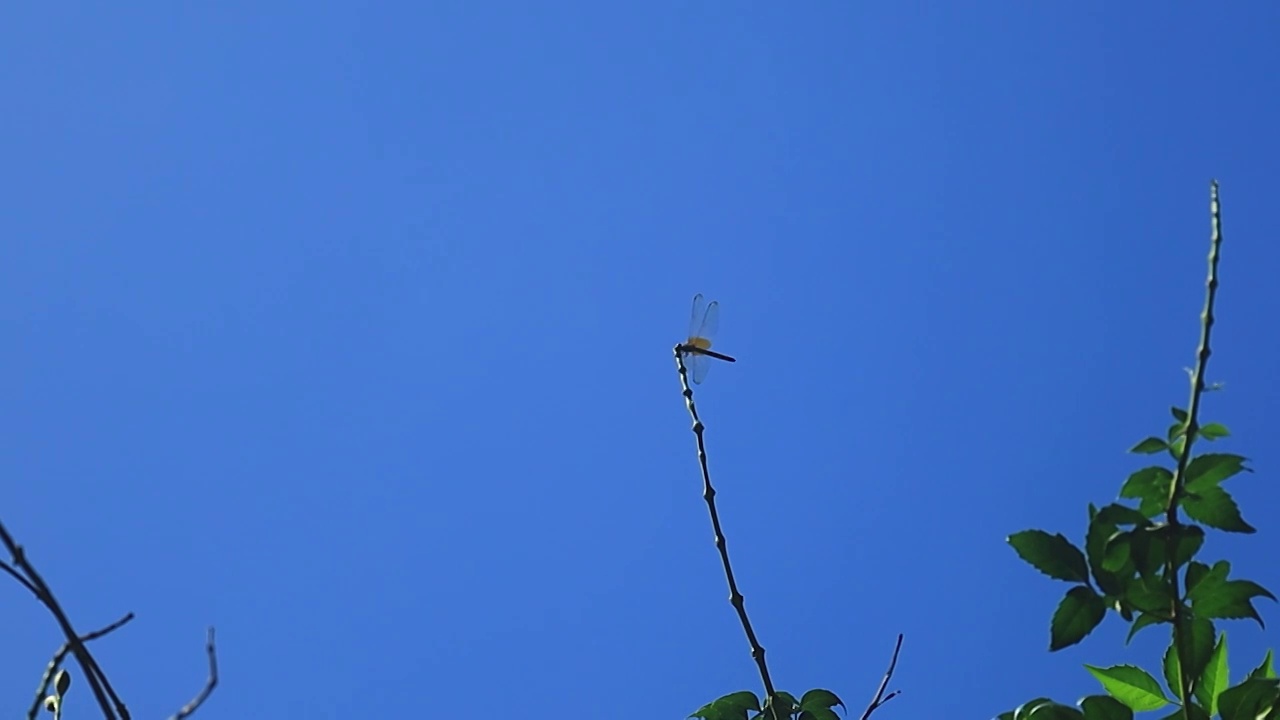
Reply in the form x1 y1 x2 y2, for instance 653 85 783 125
0 521 126 719
859 633 904 720
674 345 780 720
2 559 41 597
1164 180 1226 717
28 613 136 720
168 627 219 720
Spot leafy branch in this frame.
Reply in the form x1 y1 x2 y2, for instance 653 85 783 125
1002 181 1277 720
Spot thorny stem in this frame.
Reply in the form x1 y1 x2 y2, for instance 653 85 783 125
1164 180 1225 715
674 345 780 720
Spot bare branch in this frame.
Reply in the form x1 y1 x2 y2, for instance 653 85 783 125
28 614 136 720
859 633 904 720
0 521 127 719
1 559 40 597
168 627 219 720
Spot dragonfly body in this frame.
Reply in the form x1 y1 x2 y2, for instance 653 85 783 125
678 344 737 363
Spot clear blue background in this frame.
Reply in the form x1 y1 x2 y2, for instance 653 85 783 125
4 3 1278 718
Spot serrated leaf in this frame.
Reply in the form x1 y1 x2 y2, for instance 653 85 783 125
1195 632 1229 716
1078 694 1132 720
1163 643 1180 700
1095 504 1151 527
1085 665 1170 712
1052 586 1107 651
772 692 800 710
1170 525 1205 570
1009 530 1090 583
798 689 842 713
1199 423 1230 440
1087 515 1119 589
1186 561 1217 597
1125 576 1174 616
1128 528 1167 580
1121 467 1172 501
1182 616 1217 690
1182 486 1256 534
1131 437 1170 455
1248 650 1275 680
1162 620 1218 707
1016 699 1058 719
1217 678 1280 720
1126 612 1166 644
1185 453 1250 493
1194 579 1276 627
691 691 760 720
1026 702 1084 719
1186 560 1276 627
1103 533 1133 574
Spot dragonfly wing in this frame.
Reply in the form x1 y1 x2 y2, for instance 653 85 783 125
694 299 720 350
688 293 707 340
688 349 710 384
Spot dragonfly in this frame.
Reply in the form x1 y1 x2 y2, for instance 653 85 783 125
678 293 737 384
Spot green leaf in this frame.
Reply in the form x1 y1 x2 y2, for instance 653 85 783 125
691 691 759 720
1217 678 1280 720
798 690 843 713
1131 437 1170 454
1171 407 1188 423
1182 486 1256 534
1169 525 1205 570
997 713 1016 720
1168 435 1186 460
1199 423 1230 440
1078 695 1132 720
1120 467 1173 505
1161 619 1217 705
1095 504 1151 527
1087 512 1126 595
1125 576 1174 616
1249 650 1276 680
1186 561 1217 596
1184 453 1250 493
1026 702 1084 720
1127 527 1167 579
1196 580 1276 627
1085 664 1170 712
1126 612 1165 644
1195 632 1229 716
1186 560 1277 627
1009 530 1090 583
765 693 800 720
1181 615 1217 691
1162 643 1180 700
1103 532 1133 574
1016 699 1058 719
1051 586 1107 651
1155 703 1210 720
1167 422 1184 444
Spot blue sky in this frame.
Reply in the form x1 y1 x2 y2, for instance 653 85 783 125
3 3 1279 718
